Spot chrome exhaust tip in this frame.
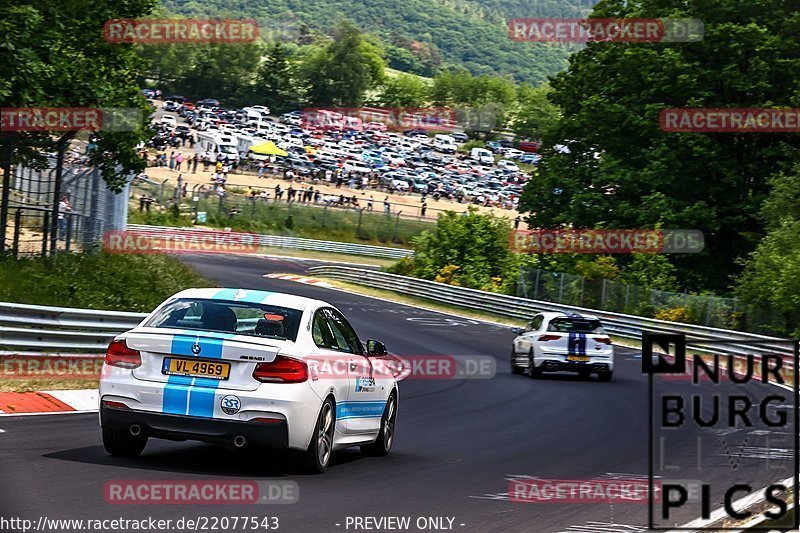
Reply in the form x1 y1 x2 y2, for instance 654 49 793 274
233 435 247 448
129 424 142 436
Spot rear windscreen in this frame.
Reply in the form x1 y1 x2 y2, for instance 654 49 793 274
547 317 605 334
145 298 303 341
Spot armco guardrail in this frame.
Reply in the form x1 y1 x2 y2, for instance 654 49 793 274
307 266 795 358
127 225 414 260
0 302 147 352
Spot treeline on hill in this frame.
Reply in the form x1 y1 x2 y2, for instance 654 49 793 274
159 0 598 83
136 21 560 139
384 0 800 335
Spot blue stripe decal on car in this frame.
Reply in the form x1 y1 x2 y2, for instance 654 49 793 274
577 333 587 356
212 288 273 304
163 375 193 415
187 377 220 418
568 332 575 354
336 401 386 420
164 335 229 416
170 335 226 359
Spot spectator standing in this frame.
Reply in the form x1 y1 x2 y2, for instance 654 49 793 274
192 154 199 174
169 151 175 171
420 201 427 218
383 196 390 214
175 152 184 171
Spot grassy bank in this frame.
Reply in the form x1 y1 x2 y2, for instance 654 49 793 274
128 196 434 248
0 252 214 312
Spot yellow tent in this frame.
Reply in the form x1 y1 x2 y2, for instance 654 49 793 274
249 141 288 156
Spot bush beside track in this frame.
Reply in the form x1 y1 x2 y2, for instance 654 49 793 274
0 252 214 312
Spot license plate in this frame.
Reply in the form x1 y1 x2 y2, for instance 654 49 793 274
162 358 230 380
567 355 590 362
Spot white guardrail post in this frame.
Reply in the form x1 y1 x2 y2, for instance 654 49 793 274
306 266 795 359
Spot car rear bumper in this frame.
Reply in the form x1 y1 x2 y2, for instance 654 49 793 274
539 360 613 374
101 405 289 448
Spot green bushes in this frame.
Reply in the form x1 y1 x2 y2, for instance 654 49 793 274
0 252 214 312
386 208 518 292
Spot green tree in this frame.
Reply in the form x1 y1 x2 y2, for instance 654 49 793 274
0 0 155 192
736 166 800 336
518 0 800 292
388 209 517 292
300 22 386 107
511 83 560 140
377 74 430 107
254 42 303 114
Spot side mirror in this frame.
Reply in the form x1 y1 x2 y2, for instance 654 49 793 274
366 339 388 356
511 327 524 335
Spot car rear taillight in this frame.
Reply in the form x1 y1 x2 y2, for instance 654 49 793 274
253 356 308 383
105 340 141 369
538 334 561 342
596 337 613 345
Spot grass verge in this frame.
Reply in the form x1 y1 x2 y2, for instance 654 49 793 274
254 248 396 267
128 196 433 249
0 251 215 312
0 378 98 393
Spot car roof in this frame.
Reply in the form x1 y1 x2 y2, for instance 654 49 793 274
537 311 602 322
169 288 325 311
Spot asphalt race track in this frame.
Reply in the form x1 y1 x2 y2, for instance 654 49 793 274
0 254 793 533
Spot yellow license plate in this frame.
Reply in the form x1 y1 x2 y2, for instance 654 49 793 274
567 355 590 362
163 358 230 380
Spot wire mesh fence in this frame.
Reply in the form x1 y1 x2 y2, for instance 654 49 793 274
127 178 432 247
518 267 798 335
3 159 130 257
517 266 741 329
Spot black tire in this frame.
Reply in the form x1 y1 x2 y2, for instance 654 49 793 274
102 427 148 457
300 397 336 474
511 349 524 375
361 392 398 457
528 348 542 379
598 370 614 382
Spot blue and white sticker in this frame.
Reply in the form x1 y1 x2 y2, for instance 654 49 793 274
220 395 241 415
